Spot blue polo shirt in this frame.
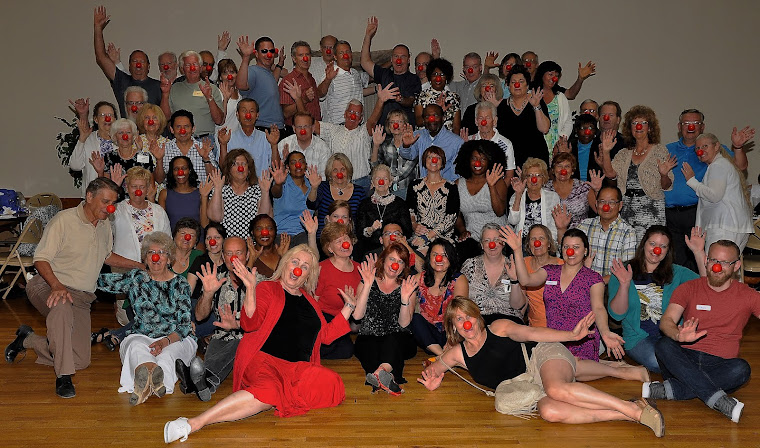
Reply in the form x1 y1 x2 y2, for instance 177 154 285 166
399 128 463 182
228 128 272 179
274 175 312 235
664 138 733 207
240 65 285 127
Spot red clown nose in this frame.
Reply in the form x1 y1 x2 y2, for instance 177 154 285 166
485 86 491 92
136 62 142 68
525 62 532 68
434 75 443 83
208 239 217 246
237 165 245 172
378 179 385 185
177 169 185 176
505 64 513 71
474 160 482 168
293 267 303 277
391 262 400 270
245 113 252 120
163 64 170 70
227 74 234 80
390 234 397 241
467 68 474 74
488 241 496 249
325 49 332 55
602 203 612 213
435 255 444 262
531 176 538 184
267 53 273 59
131 105 138 113
431 157 439 164
417 64 424 71
350 113 357 121
147 119 155 126
342 53 350 60
299 129 307 135
336 172 344 179
584 129 593 136
106 205 116 214
480 119 488 126
603 114 610 121
392 123 399 130
551 76 558 83
396 58 402 65
636 123 643 130
179 128 187 135
428 115 436 123
104 116 112 123
184 234 192 241
533 240 542 248
513 82 521 88
653 247 662 255
463 321 473 330
230 255 239 264
697 150 704 157
190 65 197 71
134 189 143 197
712 263 723 273
687 124 695 132
337 219 345 225
303 56 309 62
560 169 568 176
295 162 302 169
122 134 129 141
151 254 160 262
342 241 351 249
261 229 270 237
566 248 575 257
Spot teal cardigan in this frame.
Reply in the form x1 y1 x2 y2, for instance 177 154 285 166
608 264 698 350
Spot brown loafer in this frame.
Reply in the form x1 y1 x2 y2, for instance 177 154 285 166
636 398 664 437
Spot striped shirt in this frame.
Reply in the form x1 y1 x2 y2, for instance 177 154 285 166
322 67 369 124
318 122 372 179
576 216 637 277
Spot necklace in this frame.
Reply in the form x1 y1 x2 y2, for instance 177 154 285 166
509 97 527 114
632 145 650 157
425 176 445 186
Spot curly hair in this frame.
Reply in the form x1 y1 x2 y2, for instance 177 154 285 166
141 231 176 265
221 148 258 186
520 157 549 184
505 64 531 86
166 156 199 189
622 105 661 145
454 139 507 179
426 58 454 85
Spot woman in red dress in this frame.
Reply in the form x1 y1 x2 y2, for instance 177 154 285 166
164 244 356 443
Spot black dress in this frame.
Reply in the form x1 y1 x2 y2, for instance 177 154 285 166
355 194 413 260
496 100 550 169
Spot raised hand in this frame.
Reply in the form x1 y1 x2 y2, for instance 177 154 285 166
510 176 527 196
160 74 171 94
685 226 706 255
483 88 500 107
553 135 570 155
237 35 255 57
218 31 231 51
505 254 517 280
271 159 288 185
401 275 419 299
300 210 318 235
731 125 755 148
246 236 264 263
430 39 441 59
570 311 596 341
282 80 302 101
213 303 238 330
209 167 225 190
110 163 126 186
600 129 617 153
552 203 572 230
401 123 420 147
276 233 291 256
217 127 231 146
148 140 163 161
358 254 377 285
219 81 234 101
232 257 258 289
306 164 322 187
69 97 90 119
528 88 544 107
657 154 678 176
198 262 225 293
89 151 106 175
365 16 379 38
106 42 121 65
258 168 274 192
578 61 596 80
677 317 707 342
459 128 470 142
484 51 499 70
198 137 213 159
499 225 522 251
93 5 110 31
601 331 626 360
585 169 605 192
304 87 316 102
277 46 286 67
265 125 280 145
486 163 504 187
325 62 338 81
377 82 400 103
200 79 213 100
610 258 633 284
372 124 386 146
199 175 213 198
337 285 357 309
681 161 695 181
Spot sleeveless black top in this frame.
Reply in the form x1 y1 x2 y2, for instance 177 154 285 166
461 328 537 389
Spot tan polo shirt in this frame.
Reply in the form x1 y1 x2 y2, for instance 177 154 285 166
34 202 113 292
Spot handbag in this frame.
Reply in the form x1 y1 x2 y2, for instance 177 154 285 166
494 343 545 417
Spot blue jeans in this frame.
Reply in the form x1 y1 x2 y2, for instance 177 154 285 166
204 337 240 394
627 334 662 373
353 176 372 198
654 337 751 405
410 313 446 353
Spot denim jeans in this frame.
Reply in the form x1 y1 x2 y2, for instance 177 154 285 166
627 333 662 373
655 337 751 405
204 337 240 394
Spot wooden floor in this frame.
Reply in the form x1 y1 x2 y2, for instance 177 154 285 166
1 291 760 448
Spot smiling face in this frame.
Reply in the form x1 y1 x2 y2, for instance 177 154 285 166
415 53 431 81
528 226 550 257
84 188 118 221
500 56 519 78
129 51 149 81
508 73 528 97
142 108 161 135
631 116 650 141
95 104 116 133
183 54 202 84
423 105 443 136
429 244 450 272
643 233 669 267
174 227 197 250
679 112 705 144
114 124 135 148
343 103 363 130
424 150 443 173
462 56 481 83
542 70 560 90
598 104 620 132
145 243 170 273
335 43 352 71
237 101 259 128
231 155 249 180
171 158 190 185
293 114 314 143
470 150 488 177
453 308 480 339
695 136 721 164
481 228 503 257
578 121 597 144
251 217 276 248
126 177 148 204
125 90 145 120
552 159 573 182
476 108 496 134
383 250 406 279
430 67 447 91
293 45 311 72
391 45 410 75
524 165 545 191
282 250 312 290
255 40 276 68
328 233 353 259
171 116 194 143
205 227 224 255
372 167 391 195
287 152 307 179
159 53 177 79
561 236 586 266
330 160 349 184
596 188 622 221
705 244 740 287
380 223 403 247
222 237 247 272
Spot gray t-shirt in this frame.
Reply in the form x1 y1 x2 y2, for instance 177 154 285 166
169 81 223 136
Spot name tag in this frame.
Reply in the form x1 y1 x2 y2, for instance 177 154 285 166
500 279 510 285
192 90 205 97
137 153 150 163
546 280 558 286
696 305 711 311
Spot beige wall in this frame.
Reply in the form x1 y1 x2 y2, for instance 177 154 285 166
2 0 759 197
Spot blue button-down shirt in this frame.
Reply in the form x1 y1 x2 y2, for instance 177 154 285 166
664 139 733 207
399 128 463 182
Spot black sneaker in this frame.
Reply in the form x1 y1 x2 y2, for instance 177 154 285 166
5 325 33 363
713 395 744 423
189 357 211 402
56 375 75 398
642 381 666 400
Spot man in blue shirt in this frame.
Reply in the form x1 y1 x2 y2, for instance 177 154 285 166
665 108 751 270
399 104 463 182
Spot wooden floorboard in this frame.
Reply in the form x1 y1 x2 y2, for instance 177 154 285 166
1 290 760 447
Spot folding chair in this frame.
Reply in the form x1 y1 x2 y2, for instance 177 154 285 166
27 193 62 210
741 221 760 284
0 217 42 299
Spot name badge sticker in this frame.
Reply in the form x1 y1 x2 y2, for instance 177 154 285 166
137 153 150 163
696 304 711 311
546 280 558 286
192 90 205 97
500 279 510 285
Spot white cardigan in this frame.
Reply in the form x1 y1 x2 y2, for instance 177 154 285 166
70 132 109 198
508 188 562 242
687 154 753 235
556 92 573 138
111 201 172 262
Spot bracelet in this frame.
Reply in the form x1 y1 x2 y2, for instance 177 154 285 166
275 64 284 69
400 301 410 306
345 302 356 310
733 145 743 150
509 280 519 285
164 336 171 345
203 159 212 164
533 106 541 111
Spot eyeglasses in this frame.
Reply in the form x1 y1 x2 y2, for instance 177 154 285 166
258 49 277 55
126 101 144 107
706 257 739 268
597 200 620 206
383 231 402 237
98 113 114 118
632 121 649 127
581 109 597 114
680 121 703 126
147 250 168 256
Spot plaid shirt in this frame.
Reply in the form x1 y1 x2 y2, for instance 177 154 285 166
576 216 637 277
163 138 218 180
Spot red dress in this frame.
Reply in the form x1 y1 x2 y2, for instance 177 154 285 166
232 281 351 417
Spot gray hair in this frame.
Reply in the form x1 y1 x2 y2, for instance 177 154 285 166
479 223 503 243
110 118 138 141
124 86 148 104
179 50 201 66
371 163 391 180
140 232 176 265
347 99 363 109
85 177 120 198
474 101 497 121
291 40 311 57
159 51 177 63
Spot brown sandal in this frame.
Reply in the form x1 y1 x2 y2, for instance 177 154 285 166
636 398 664 437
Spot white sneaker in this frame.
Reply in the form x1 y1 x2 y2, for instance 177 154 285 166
731 399 744 423
164 417 191 443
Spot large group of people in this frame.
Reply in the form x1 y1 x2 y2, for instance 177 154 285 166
5 7 760 444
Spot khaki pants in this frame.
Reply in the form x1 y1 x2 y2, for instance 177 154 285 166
25 275 97 376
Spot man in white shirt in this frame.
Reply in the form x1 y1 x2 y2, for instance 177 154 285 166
317 40 370 124
278 112 331 173
467 101 515 186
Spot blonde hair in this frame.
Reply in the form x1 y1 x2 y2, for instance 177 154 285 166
325 153 354 182
443 296 486 347
125 166 152 185
520 157 549 183
270 244 320 294
697 133 751 209
136 104 167 134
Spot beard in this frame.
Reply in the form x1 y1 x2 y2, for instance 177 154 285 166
707 271 733 287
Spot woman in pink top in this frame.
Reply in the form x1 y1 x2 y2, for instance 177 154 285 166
315 222 361 359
